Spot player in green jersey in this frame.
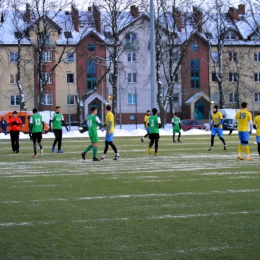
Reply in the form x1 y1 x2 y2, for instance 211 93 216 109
30 108 44 158
49 106 69 153
81 106 103 161
172 113 181 143
148 108 161 156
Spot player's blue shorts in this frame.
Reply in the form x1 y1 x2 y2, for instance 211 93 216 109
146 127 150 133
211 128 223 138
238 131 249 145
105 133 114 142
256 136 260 144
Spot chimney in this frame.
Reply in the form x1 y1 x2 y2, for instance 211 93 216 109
24 3 30 22
172 7 182 32
71 3 79 32
228 7 239 21
130 5 139 18
238 4 245 14
193 7 202 33
93 4 101 33
88 6 92 12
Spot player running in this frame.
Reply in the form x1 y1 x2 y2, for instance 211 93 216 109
172 113 181 143
148 108 161 156
81 106 103 161
208 105 226 151
30 108 44 158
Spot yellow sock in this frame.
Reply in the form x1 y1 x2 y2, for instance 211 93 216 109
245 146 250 156
238 144 243 154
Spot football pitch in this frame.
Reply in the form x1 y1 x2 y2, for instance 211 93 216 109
0 134 259 259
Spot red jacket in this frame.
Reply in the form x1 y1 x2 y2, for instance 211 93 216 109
8 117 23 131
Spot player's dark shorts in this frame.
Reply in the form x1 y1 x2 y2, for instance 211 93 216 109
32 132 42 142
149 133 160 141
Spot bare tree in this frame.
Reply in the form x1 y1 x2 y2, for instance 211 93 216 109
95 0 139 119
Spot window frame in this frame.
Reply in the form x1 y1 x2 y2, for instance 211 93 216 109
229 52 237 62
9 73 18 84
42 51 52 62
229 72 238 82
255 93 260 102
127 52 136 62
66 73 75 84
43 94 53 105
254 52 260 62
127 93 137 104
42 73 52 84
9 52 18 63
229 93 238 103
190 59 200 89
10 95 20 106
127 72 137 83
254 73 260 82
67 95 75 105
66 52 74 62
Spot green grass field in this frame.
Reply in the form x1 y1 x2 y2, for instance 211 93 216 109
0 134 259 260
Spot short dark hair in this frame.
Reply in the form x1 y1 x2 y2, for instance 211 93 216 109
32 108 37 113
12 111 17 114
213 105 218 109
152 108 157 115
91 106 97 112
174 113 178 116
241 102 247 108
56 106 61 109
146 110 150 113
106 104 111 111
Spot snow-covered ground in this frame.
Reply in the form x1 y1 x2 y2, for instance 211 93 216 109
0 123 244 140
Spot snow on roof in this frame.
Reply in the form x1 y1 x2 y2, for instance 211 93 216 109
185 92 204 104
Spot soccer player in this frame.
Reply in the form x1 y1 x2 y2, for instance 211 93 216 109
101 104 120 160
208 105 226 151
7 111 23 153
30 108 44 158
49 106 69 153
141 110 150 142
253 110 260 158
230 102 253 161
172 113 181 143
81 106 103 161
148 107 161 156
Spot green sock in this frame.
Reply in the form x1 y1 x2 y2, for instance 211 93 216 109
84 145 93 153
93 147 98 158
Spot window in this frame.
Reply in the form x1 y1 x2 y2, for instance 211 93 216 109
212 73 217 82
255 93 260 102
128 94 137 104
173 52 179 61
10 95 20 106
10 52 18 62
43 94 53 105
229 93 238 103
174 74 178 82
254 52 260 62
229 52 237 62
224 31 237 40
173 94 179 103
191 42 198 52
126 33 137 42
38 32 50 44
190 59 200 88
87 60 97 90
205 32 213 39
10 73 18 84
229 72 238 82
64 31 72 38
127 52 136 62
87 43 96 51
130 115 136 121
127 73 137 83
67 95 75 105
254 73 260 82
67 73 74 83
66 52 74 62
14 31 23 38
42 73 52 84
42 51 52 62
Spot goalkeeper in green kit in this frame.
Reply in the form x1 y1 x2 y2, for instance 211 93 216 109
172 113 181 143
81 106 103 161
